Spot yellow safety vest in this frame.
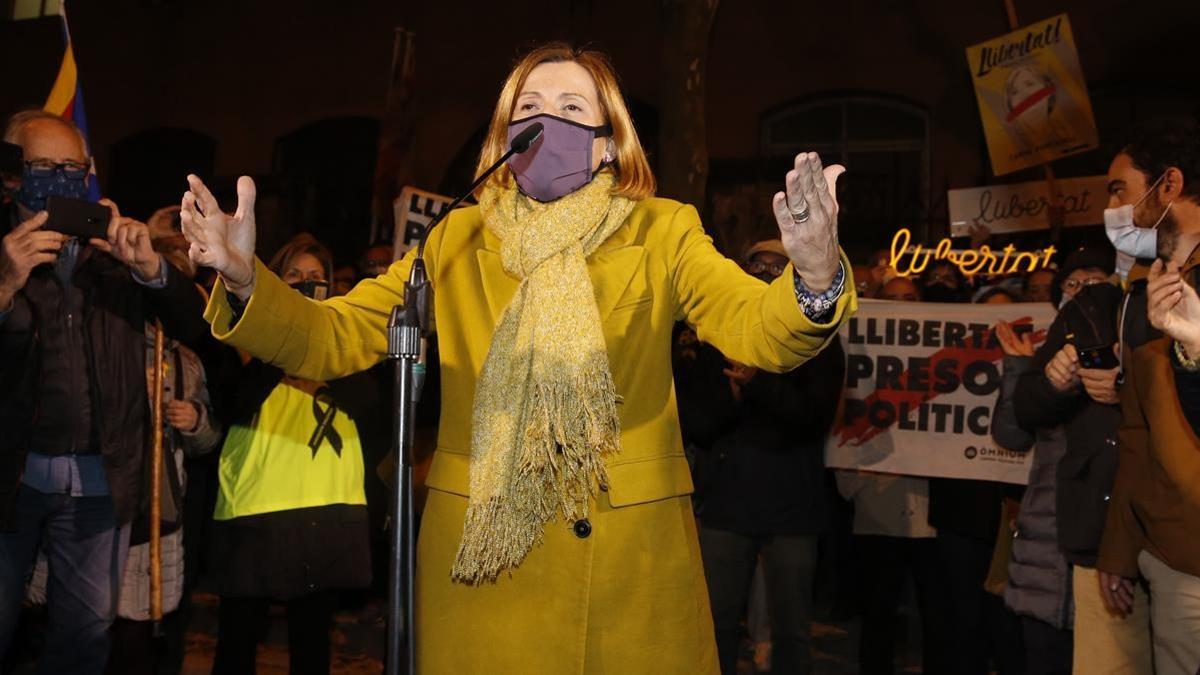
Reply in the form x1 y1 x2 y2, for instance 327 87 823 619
215 381 366 520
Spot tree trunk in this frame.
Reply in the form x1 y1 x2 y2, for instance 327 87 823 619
657 0 718 208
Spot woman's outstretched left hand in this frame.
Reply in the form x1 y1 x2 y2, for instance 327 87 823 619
771 151 845 293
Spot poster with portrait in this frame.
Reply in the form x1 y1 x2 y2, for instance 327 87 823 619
824 299 1058 484
966 14 1099 176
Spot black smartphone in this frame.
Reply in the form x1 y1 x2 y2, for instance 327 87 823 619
0 141 22 178
45 196 111 240
1077 343 1119 370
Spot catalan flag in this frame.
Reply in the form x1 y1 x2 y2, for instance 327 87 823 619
42 1 100 201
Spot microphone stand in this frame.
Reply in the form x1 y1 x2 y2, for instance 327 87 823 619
384 123 543 675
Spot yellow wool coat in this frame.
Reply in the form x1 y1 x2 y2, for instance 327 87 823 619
205 197 856 674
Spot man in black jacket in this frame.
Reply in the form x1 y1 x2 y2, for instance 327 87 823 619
1001 248 1121 675
676 239 845 675
0 109 207 674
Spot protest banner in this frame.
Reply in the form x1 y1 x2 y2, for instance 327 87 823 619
391 186 456 260
966 13 1099 176
825 299 1058 484
948 175 1108 236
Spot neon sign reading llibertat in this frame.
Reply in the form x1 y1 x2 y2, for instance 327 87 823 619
889 228 1056 278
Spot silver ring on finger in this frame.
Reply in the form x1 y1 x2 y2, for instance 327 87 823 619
789 199 810 224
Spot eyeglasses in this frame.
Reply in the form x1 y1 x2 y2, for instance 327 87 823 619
1061 277 1108 293
25 159 90 179
746 260 786 277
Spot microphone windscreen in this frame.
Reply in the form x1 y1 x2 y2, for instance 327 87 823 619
511 122 544 153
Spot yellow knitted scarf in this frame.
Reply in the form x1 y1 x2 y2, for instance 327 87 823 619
452 172 634 583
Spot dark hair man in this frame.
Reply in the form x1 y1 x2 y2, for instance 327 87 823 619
1098 118 1200 673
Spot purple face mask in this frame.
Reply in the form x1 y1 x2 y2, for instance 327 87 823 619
506 113 612 202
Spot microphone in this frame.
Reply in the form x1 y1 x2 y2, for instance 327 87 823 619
414 121 542 257
402 121 544 401
510 121 545 153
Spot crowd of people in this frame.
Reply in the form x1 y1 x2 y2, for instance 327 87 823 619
676 117 1200 675
1 59 1199 675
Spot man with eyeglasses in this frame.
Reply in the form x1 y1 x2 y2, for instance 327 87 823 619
675 239 845 674
0 109 206 674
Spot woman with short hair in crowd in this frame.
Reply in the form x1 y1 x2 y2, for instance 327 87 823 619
208 234 377 675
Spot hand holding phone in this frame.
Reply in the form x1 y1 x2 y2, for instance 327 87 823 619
0 212 68 307
1045 343 1080 392
1077 342 1121 405
86 199 161 281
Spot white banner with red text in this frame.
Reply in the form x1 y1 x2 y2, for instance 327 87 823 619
825 299 1058 484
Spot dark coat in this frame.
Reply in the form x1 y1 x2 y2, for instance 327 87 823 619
0 247 207 528
926 477 1007 541
1014 283 1125 568
992 355 1072 629
675 334 844 536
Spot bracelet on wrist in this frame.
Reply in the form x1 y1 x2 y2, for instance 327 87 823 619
1174 340 1200 372
793 262 845 322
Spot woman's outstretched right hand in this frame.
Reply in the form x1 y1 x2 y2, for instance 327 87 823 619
180 174 258 300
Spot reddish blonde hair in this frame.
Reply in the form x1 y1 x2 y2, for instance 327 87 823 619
475 42 655 200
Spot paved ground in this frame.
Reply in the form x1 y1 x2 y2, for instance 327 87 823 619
6 550 928 673
175 591 927 674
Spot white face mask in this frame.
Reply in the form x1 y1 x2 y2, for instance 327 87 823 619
1114 251 1136 280
1104 172 1173 263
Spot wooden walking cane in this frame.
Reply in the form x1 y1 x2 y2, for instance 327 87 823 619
150 320 165 635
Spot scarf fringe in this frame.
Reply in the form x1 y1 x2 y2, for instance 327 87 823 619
452 352 621 584
451 496 540 584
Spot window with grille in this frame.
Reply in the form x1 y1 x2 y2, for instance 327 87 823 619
762 95 931 256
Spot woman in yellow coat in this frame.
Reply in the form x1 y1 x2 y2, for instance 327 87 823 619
180 43 856 674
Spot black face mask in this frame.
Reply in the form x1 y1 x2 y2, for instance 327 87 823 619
922 283 960 303
289 280 329 300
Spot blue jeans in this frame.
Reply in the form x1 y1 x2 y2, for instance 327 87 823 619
0 484 129 675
